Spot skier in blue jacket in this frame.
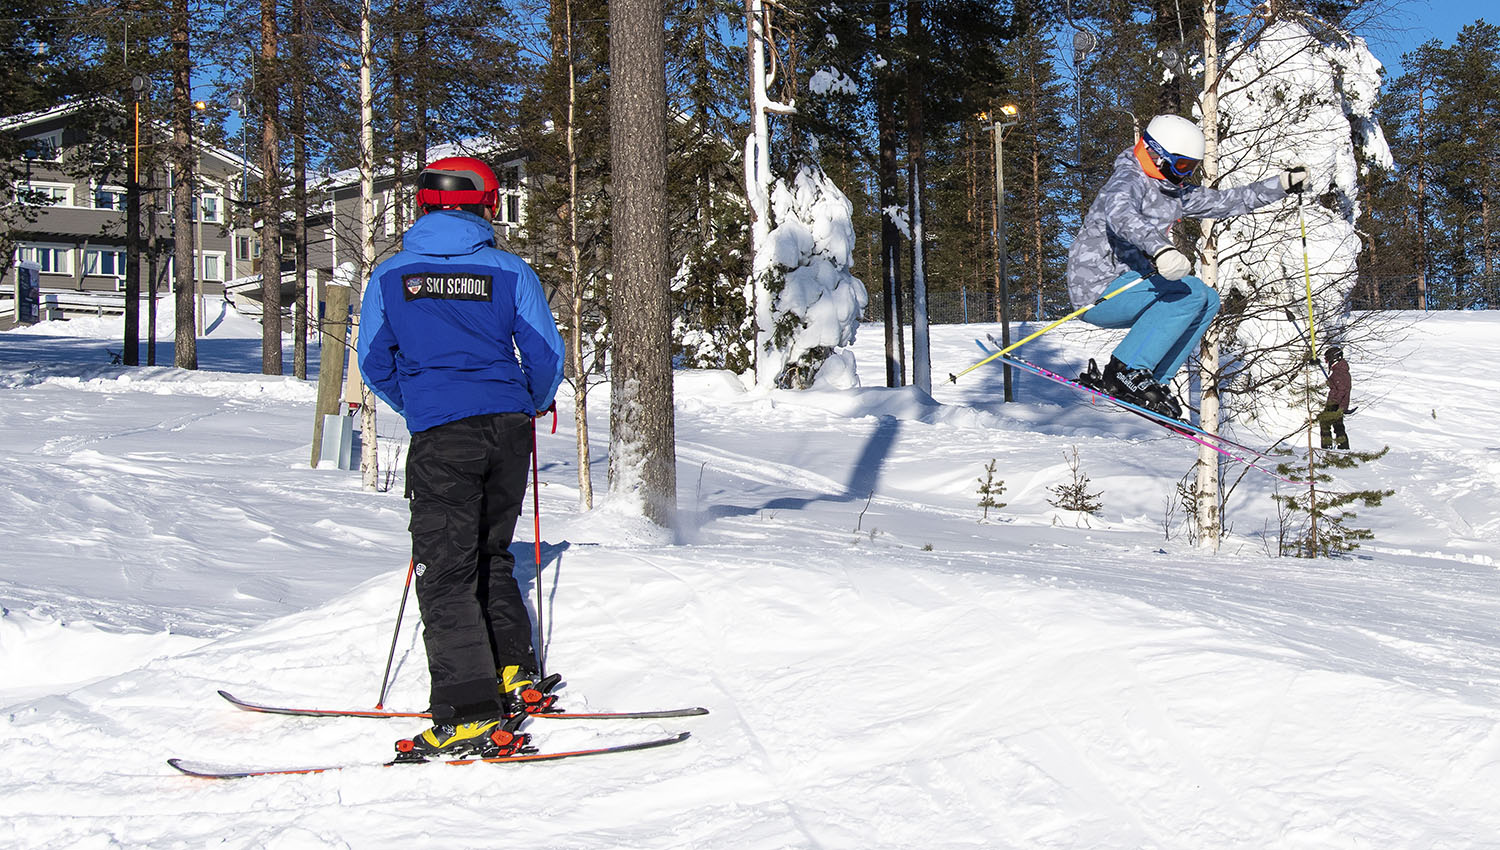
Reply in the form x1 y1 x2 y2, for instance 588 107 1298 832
358 155 566 760
1068 114 1309 420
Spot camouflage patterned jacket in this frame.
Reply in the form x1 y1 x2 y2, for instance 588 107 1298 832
1065 149 1287 308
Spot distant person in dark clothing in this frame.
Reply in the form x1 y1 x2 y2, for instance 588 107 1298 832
1318 346 1351 450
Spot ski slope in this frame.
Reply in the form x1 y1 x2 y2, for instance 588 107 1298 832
2 305 1497 848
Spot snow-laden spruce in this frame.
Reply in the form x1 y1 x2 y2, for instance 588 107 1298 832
751 164 869 389
1213 20 1393 428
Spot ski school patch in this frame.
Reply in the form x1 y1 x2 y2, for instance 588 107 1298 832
402 273 493 302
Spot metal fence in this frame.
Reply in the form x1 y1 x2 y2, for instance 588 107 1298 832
863 277 1500 326
1348 275 1500 311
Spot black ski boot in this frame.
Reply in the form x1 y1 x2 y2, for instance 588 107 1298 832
499 665 563 717
1077 358 1106 391
1155 388 1184 421
1103 357 1182 420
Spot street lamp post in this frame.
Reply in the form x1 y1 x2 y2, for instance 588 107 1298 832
124 74 150 366
190 99 208 337
227 92 249 216
227 92 251 305
987 103 1020 402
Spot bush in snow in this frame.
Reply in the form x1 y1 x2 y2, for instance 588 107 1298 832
1047 446 1103 523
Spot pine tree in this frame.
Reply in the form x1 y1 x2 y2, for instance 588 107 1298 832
1271 364 1393 558
1047 446 1103 520
976 459 1006 521
667 0 752 372
1272 447 1393 558
995 0 1071 320
1376 41 1446 309
1430 24 1500 307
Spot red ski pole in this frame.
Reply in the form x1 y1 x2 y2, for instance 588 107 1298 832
531 415 546 679
375 559 416 709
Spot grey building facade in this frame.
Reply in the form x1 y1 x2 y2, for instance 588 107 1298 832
3 100 257 324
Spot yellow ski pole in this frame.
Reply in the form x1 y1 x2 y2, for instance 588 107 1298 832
948 275 1145 383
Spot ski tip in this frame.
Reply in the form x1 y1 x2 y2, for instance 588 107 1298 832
167 757 238 779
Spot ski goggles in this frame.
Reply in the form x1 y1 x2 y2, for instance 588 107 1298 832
1142 132 1200 178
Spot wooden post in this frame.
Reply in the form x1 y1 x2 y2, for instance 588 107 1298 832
311 282 351 467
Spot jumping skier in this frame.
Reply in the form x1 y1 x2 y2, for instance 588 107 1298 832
1069 113 1310 419
358 155 566 759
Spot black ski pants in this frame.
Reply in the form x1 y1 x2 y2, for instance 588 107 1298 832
406 412 536 722
1318 403 1349 450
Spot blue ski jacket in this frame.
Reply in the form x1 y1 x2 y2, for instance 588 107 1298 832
357 210 565 433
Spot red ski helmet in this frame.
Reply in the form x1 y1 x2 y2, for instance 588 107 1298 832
416 156 500 215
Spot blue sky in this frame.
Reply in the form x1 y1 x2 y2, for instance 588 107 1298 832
1366 0 1491 77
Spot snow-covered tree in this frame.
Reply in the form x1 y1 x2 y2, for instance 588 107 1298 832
754 164 869 388
744 0 867 390
1190 13 1391 548
1212 19 1392 433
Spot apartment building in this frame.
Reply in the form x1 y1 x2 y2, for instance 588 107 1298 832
2 99 256 324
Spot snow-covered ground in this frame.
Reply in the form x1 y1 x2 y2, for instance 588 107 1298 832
3 304 1499 849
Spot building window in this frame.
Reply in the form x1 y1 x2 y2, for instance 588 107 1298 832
23 131 63 162
17 180 73 207
201 251 225 281
382 189 399 237
17 243 72 275
191 192 223 223
498 164 524 225
236 235 262 261
84 248 128 278
94 185 128 210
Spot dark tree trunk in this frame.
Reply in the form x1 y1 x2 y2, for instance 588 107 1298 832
171 0 196 370
259 0 283 374
876 2 904 387
291 0 308 379
607 0 677 526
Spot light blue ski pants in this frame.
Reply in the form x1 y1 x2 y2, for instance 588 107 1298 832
1081 272 1220 382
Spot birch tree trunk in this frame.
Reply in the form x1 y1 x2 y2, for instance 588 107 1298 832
1194 0 1223 550
357 0 380 491
553 0 593 509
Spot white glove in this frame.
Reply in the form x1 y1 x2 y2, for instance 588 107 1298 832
1281 164 1311 194
1152 247 1191 281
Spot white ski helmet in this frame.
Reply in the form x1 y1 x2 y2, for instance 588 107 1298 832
1140 114 1205 184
